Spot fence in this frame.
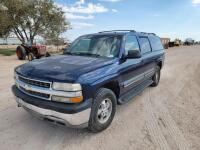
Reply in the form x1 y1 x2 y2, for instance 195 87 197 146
0 37 21 45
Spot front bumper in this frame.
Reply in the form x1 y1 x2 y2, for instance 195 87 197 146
12 85 92 128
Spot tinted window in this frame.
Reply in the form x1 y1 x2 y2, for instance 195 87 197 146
139 37 151 54
125 35 140 55
149 36 163 51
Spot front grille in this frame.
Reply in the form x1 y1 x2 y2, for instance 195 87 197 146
18 76 50 88
16 74 52 100
20 86 50 99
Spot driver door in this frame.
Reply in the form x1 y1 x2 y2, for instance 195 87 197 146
119 35 144 95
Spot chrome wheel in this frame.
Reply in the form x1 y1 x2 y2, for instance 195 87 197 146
97 98 112 124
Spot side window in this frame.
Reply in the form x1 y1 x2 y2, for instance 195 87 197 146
149 36 163 51
125 35 140 55
139 37 151 54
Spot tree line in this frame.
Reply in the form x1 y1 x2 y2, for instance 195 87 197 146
0 0 70 45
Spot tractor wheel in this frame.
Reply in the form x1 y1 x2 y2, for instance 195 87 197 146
16 46 26 60
28 53 34 61
45 52 51 57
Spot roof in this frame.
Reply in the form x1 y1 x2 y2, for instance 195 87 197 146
85 30 157 37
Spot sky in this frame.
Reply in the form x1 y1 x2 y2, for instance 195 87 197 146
54 0 200 41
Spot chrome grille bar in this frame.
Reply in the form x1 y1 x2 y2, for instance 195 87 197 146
18 75 51 88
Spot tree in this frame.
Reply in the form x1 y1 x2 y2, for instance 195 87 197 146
0 0 70 44
0 4 10 38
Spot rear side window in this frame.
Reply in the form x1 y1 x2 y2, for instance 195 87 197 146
149 36 163 51
139 37 151 54
125 35 140 55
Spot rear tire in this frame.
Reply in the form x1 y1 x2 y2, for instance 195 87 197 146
16 46 26 60
45 52 51 57
28 53 34 61
151 66 161 87
88 88 117 133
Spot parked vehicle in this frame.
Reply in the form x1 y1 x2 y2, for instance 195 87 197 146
184 38 194 46
174 39 181 46
16 44 50 61
168 39 181 47
12 30 165 132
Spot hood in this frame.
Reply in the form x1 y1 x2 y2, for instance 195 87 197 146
16 55 117 82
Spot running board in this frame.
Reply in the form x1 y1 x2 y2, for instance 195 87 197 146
118 79 153 105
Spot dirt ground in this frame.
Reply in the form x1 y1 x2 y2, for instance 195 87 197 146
0 46 200 150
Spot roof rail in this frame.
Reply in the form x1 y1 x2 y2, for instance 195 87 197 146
99 30 136 33
140 32 156 36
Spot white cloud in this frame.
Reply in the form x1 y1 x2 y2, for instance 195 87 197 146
60 3 108 14
75 0 85 5
99 0 123 2
111 9 118 13
192 0 200 4
80 0 85 4
71 22 94 29
56 1 117 30
56 2 107 21
65 13 94 20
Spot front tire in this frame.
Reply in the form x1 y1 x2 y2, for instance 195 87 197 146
45 52 51 57
88 88 117 133
151 66 161 87
28 53 34 61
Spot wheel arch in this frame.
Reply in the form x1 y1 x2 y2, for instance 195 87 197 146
100 81 120 99
157 60 163 69
91 79 121 101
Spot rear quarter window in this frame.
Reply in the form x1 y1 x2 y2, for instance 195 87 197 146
139 37 151 54
149 36 163 51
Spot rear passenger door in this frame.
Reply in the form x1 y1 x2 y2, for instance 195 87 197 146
139 37 155 79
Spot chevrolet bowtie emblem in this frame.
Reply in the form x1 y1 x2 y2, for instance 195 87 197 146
24 84 31 91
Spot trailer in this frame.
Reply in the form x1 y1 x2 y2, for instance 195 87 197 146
160 38 170 49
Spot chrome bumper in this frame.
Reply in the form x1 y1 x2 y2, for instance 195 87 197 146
15 97 91 128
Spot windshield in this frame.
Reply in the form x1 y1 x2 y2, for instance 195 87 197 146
67 35 122 58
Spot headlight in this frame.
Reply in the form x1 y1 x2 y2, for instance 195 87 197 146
52 95 83 103
52 82 82 91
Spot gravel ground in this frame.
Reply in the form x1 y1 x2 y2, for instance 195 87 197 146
0 46 200 150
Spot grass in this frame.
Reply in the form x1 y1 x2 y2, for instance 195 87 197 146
0 48 16 56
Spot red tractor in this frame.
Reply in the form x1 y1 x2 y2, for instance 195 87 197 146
16 44 50 61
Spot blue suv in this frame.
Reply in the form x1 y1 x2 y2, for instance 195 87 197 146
12 30 165 132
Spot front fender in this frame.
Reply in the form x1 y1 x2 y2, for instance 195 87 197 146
78 63 120 99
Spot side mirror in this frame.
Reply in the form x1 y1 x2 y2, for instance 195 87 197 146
63 47 69 54
126 50 141 59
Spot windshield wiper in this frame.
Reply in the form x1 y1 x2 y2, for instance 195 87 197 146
71 52 101 57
